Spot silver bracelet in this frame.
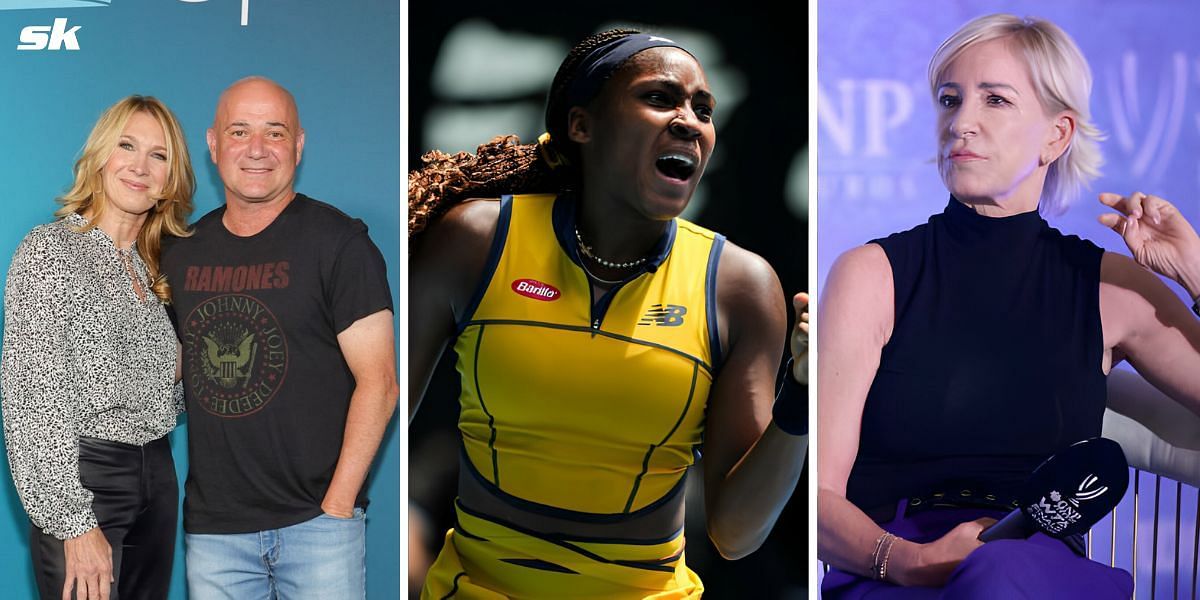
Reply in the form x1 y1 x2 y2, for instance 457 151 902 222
870 532 898 581
880 534 898 581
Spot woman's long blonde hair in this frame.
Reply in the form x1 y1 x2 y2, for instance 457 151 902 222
56 95 194 302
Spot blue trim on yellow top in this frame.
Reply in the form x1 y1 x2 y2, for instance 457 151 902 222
455 498 687 548
551 193 678 274
623 362 699 512
463 318 713 375
460 448 689 525
499 558 580 574
473 324 501 486
706 234 726 371
456 196 513 335
440 573 467 600
589 283 623 331
550 193 680 330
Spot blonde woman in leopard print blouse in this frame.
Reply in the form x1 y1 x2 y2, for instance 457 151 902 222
1 95 193 600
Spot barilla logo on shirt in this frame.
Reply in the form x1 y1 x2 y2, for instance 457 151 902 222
511 278 560 301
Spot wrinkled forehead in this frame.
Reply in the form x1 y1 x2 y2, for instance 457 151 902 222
936 36 1030 87
626 48 705 79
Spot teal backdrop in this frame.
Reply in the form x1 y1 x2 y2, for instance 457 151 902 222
0 1 401 597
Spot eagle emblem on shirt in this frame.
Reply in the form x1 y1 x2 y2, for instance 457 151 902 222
201 330 256 389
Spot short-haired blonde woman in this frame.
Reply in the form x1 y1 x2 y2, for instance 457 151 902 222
819 14 1200 597
2 95 193 600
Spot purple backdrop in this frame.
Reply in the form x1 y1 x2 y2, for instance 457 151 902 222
817 1 1200 596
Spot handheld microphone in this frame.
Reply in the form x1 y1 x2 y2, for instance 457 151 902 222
978 437 1128 542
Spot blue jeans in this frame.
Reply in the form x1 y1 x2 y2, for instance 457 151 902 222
185 508 366 599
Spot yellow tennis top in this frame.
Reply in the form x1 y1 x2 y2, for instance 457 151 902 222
453 193 725 516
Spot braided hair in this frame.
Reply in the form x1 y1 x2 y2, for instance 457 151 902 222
409 28 640 236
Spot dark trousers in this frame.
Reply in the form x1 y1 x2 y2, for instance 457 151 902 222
30 435 177 600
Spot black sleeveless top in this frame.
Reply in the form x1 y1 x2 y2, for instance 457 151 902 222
846 198 1107 511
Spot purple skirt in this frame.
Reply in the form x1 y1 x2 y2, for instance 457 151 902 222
822 505 1133 599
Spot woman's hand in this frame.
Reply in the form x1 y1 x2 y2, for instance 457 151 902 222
62 527 112 600
890 517 994 587
1099 192 1200 297
791 292 809 385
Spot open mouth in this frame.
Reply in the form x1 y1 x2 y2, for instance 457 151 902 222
656 154 697 181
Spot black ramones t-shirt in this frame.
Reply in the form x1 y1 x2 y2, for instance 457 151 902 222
161 194 393 534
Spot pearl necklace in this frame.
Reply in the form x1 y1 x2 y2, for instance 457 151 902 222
577 257 627 286
574 225 649 270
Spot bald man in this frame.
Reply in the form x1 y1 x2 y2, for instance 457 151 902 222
161 77 398 599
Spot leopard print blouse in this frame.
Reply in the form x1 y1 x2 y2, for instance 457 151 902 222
1 213 182 540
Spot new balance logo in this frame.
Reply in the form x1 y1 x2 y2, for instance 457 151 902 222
639 304 687 327
16 18 81 50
